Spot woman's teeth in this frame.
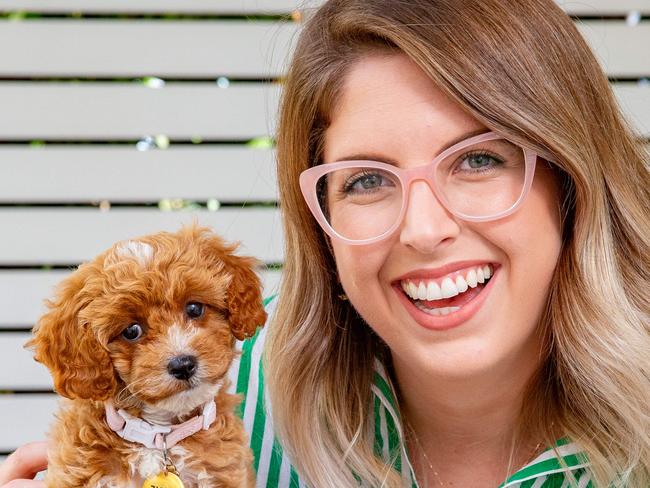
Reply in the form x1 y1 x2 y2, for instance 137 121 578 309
414 304 460 316
401 264 493 303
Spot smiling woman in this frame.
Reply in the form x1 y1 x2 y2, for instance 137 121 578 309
264 0 650 486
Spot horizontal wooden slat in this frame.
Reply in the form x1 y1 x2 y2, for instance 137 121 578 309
0 0 311 14
0 83 280 140
0 269 281 328
559 0 650 15
0 209 284 265
0 20 649 79
0 21 649 81
0 83 647 139
0 272 64 327
0 1 648 15
0 395 58 451
0 21 297 78
0 147 277 203
0 333 51 390
576 22 650 78
614 84 650 137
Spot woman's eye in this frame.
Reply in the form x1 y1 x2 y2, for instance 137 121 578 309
121 323 144 342
185 302 205 319
354 173 382 190
458 152 502 171
343 171 394 193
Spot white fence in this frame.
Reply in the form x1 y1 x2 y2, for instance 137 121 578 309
0 0 648 461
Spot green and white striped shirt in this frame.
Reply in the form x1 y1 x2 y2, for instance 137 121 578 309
227 297 592 487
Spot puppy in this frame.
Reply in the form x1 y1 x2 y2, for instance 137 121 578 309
27 225 266 488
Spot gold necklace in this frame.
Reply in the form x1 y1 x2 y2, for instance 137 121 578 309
405 421 544 488
405 422 443 487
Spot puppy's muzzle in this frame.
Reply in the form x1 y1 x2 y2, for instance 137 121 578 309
167 355 198 380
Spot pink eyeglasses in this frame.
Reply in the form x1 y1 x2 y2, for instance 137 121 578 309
299 131 540 245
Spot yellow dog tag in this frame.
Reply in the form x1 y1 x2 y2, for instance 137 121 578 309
142 472 185 488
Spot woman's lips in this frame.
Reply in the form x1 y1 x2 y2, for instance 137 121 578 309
394 266 499 331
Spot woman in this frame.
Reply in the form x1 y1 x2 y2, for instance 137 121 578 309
2 0 649 486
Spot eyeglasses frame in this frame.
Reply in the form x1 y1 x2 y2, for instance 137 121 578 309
299 131 540 246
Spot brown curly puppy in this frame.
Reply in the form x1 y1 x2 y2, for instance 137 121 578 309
27 225 266 488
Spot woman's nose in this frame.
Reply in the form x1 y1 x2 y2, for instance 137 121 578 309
399 180 461 253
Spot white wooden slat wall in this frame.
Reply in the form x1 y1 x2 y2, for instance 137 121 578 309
0 0 648 461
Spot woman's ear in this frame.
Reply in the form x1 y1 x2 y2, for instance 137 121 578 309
222 253 268 340
25 266 117 400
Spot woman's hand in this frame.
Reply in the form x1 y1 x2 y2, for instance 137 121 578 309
0 441 47 487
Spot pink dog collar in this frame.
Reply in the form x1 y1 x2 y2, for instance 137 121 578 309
105 400 217 449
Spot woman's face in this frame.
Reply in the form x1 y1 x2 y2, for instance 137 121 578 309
323 54 562 380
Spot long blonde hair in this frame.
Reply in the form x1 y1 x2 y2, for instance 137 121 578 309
265 0 650 486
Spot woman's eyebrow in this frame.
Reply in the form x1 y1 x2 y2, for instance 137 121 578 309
443 128 489 151
333 153 400 165
333 128 488 164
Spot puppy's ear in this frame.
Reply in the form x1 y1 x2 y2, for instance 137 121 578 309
193 226 267 339
222 253 268 340
25 265 117 400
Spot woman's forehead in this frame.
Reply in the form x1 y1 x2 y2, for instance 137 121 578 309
323 53 486 163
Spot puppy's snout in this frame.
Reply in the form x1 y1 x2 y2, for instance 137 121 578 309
167 355 197 380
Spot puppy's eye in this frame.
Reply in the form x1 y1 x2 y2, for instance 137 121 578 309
122 323 144 342
185 302 204 319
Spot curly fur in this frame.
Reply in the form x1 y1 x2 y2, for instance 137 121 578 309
26 225 266 487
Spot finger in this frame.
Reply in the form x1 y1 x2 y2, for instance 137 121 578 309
3 480 46 488
0 442 48 484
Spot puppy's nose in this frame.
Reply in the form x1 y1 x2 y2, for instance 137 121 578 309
167 355 197 380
